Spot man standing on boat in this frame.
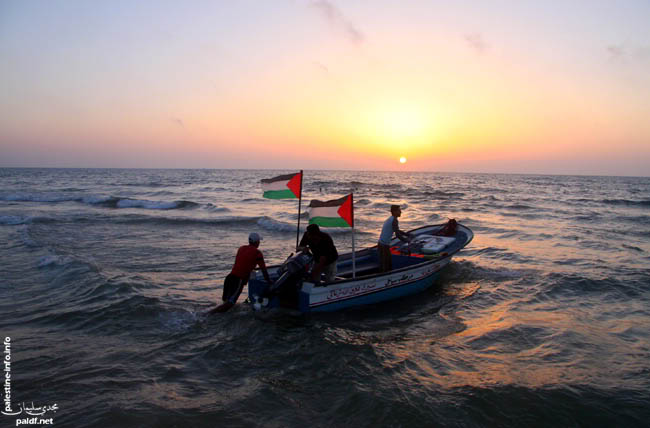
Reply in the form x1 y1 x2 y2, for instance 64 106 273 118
298 224 338 284
210 232 272 314
378 205 411 272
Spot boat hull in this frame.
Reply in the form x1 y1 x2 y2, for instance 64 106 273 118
248 223 473 314
300 257 451 312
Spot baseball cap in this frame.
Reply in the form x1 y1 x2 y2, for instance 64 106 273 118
248 232 262 243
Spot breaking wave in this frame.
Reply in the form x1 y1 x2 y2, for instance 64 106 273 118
602 199 650 208
257 217 297 232
0 192 199 211
0 215 31 225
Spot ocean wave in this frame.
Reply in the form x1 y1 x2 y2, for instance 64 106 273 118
18 226 39 247
35 253 101 277
38 254 74 268
158 309 203 332
371 202 410 210
570 212 602 221
621 244 643 252
567 197 597 204
478 187 510 194
0 215 31 225
541 272 630 298
1 192 200 211
0 193 74 203
311 180 338 188
504 204 534 210
204 204 231 213
445 260 531 284
422 190 466 199
115 215 260 227
102 196 198 210
257 216 296 232
115 198 198 210
122 181 167 188
8 212 261 229
27 294 164 332
468 246 537 264
619 215 650 225
501 211 544 220
602 199 650 208
0 215 57 225
382 183 404 190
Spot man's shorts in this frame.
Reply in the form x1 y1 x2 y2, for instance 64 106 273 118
222 273 244 304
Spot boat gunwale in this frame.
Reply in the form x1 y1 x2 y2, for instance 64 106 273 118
258 223 473 286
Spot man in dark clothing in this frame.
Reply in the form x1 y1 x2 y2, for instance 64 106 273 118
297 224 338 284
211 232 271 313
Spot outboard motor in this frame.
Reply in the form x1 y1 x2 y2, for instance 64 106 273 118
267 251 313 298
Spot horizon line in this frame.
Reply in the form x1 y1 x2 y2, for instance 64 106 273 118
0 165 648 179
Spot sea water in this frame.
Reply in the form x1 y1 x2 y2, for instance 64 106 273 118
1 168 649 427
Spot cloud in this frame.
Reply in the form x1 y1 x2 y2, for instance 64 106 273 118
637 46 650 62
312 61 330 75
607 45 626 62
170 117 185 129
606 44 650 65
464 33 489 54
310 0 364 44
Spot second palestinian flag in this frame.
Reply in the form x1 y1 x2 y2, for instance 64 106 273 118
308 194 354 228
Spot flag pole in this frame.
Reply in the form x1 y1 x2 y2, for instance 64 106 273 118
296 170 303 251
351 192 356 279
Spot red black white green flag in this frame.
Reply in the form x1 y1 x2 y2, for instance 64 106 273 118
261 172 302 199
308 194 354 228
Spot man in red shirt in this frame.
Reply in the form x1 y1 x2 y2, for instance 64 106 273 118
211 232 272 313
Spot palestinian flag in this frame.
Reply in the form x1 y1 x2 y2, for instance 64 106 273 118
261 172 302 199
308 194 354 228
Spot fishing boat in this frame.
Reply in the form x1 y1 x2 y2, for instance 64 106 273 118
248 222 473 313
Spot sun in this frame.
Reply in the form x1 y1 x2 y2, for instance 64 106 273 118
399 156 407 164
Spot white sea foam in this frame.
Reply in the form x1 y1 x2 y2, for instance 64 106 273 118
158 309 202 331
204 204 231 213
38 254 72 267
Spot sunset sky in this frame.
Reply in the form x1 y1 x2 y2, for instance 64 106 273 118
1 0 649 175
